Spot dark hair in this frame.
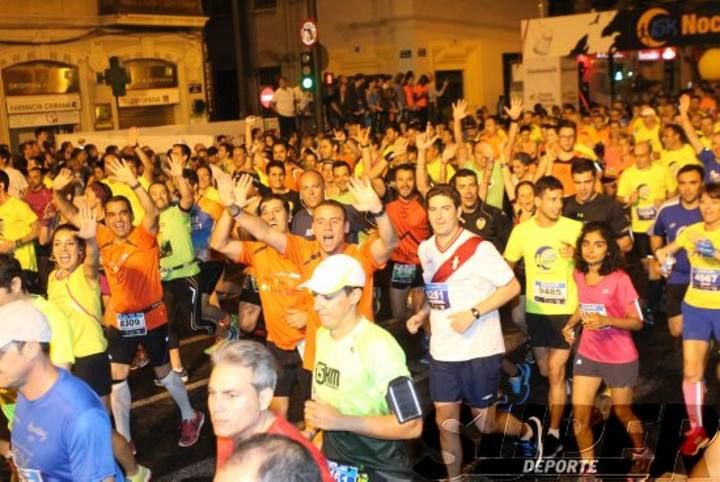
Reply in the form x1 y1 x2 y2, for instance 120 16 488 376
534 176 564 197
513 152 533 166
332 160 351 173
87 181 113 206
394 163 415 179
314 199 347 221
0 254 22 291
172 143 192 159
223 434 322 482
0 147 10 162
182 168 199 185
515 180 535 199
663 123 688 144
50 224 87 263
574 221 624 275
425 184 461 209
702 182 720 200
218 142 234 154
571 157 597 177
258 194 290 216
0 170 8 192
557 120 577 133
449 168 478 187
677 164 705 180
103 195 133 214
265 160 285 175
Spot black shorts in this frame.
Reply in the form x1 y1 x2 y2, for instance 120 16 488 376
388 261 424 289
631 232 651 259
163 275 209 349
526 312 571 349
107 325 170 368
429 354 502 408
573 354 638 388
666 283 688 319
266 342 311 399
73 351 112 397
200 260 225 295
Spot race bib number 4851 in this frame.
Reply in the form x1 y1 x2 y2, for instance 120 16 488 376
116 312 147 337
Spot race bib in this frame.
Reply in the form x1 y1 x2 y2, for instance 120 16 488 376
327 461 369 482
534 281 567 305
691 268 720 291
116 312 147 337
580 303 607 316
391 263 417 285
425 283 450 310
636 205 657 221
17 467 44 482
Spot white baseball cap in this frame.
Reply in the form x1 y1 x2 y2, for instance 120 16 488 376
0 300 52 349
641 106 657 117
299 254 366 295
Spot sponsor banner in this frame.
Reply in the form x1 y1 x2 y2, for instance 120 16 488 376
523 57 578 111
117 88 180 108
522 1 720 59
8 110 80 128
6 93 81 114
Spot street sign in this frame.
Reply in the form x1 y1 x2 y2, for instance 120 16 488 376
300 18 318 47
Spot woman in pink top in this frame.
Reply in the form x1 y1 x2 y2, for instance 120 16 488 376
561 222 652 474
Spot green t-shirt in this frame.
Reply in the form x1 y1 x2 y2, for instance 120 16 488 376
504 216 583 315
158 204 200 281
312 317 413 476
463 162 504 210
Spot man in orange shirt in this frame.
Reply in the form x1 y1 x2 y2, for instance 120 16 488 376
219 174 397 372
52 156 204 451
210 193 310 418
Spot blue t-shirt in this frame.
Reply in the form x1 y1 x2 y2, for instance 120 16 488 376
190 204 214 261
12 369 123 482
653 200 702 285
698 149 720 183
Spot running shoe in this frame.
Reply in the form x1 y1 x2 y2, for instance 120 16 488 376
130 346 149 371
629 446 654 475
127 464 152 482
179 411 205 447
543 432 563 459
509 363 531 405
516 416 543 459
680 426 710 456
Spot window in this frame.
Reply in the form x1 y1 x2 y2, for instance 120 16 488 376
254 0 276 9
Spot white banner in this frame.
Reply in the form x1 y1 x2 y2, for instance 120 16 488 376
521 11 619 59
118 88 180 108
8 110 81 128
6 93 81 114
523 57 578 111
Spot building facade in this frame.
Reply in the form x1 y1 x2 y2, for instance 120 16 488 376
0 0 208 146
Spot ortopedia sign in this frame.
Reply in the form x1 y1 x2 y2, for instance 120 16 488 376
6 93 81 114
8 110 80 128
117 88 180 108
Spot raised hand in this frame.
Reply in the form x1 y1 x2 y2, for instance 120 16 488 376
216 174 235 208
452 99 469 121
441 144 457 164
232 174 257 210
127 126 140 147
52 168 75 192
77 205 97 240
415 131 438 151
166 152 185 177
504 95 524 120
348 177 382 214
679 94 690 118
106 157 138 186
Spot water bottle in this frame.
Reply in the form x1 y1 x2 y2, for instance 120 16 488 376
660 254 675 278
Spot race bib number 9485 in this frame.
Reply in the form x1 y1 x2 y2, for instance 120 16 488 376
534 281 567 305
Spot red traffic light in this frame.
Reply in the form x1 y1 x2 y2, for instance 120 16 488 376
323 72 334 85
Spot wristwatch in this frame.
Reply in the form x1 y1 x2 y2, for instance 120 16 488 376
370 205 387 218
471 307 482 319
227 204 242 218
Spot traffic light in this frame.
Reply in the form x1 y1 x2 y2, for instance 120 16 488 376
300 51 315 91
104 56 129 97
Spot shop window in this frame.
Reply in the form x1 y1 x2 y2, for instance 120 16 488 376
254 0 276 10
118 106 175 129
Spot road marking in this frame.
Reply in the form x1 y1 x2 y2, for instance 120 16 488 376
131 378 209 409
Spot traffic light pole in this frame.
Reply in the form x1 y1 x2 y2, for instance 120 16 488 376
307 0 323 132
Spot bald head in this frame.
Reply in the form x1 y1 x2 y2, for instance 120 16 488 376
299 170 325 209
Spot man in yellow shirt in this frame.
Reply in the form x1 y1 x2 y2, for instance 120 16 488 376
660 124 701 176
0 171 39 277
631 106 661 153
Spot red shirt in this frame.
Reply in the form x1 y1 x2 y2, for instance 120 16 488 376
387 194 429 265
216 415 333 482
24 187 52 219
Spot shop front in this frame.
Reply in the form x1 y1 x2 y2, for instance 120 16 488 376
117 59 180 129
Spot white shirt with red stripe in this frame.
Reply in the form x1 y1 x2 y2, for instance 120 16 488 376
418 228 513 362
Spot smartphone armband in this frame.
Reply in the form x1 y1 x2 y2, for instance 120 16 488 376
385 376 423 424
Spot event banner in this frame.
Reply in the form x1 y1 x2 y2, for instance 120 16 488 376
522 1 720 58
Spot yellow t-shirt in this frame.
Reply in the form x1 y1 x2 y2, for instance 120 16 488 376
504 216 583 315
427 159 455 184
0 197 38 272
31 295 75 367
676 222 720 309
659 144 701 177
617 163 676 233
631 120 661 152
101 179 145 226
47 268 108 358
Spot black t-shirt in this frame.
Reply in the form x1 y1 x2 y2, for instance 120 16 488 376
459 201 512 253
562 194 630 237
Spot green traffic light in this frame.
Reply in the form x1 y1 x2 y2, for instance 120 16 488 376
302 77 314 89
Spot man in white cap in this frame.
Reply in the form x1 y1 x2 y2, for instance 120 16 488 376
302 254 422 481
633 105 661 153
0 300 123 481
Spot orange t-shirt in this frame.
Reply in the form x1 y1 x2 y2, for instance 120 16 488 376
97 224 167 329
387 194 429 265
284 163 302 192
216 415 333 481
235 241 308 350
198 195 224 221
284 234 383 370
